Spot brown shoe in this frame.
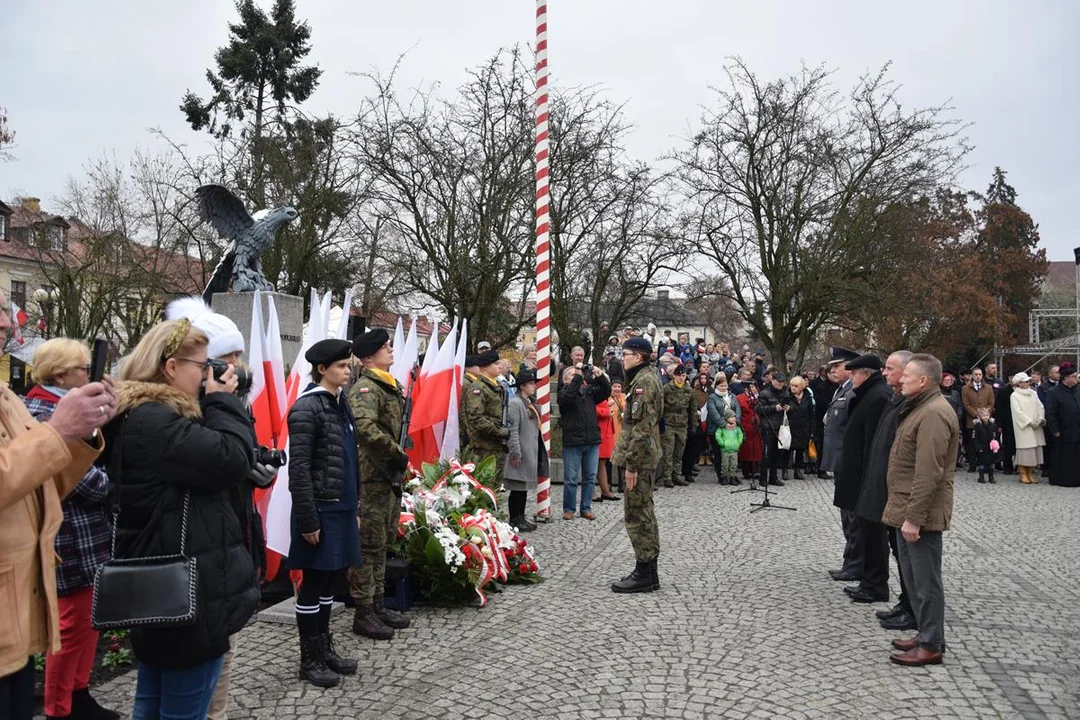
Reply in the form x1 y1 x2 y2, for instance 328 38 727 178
563 512 574 520
889 646 943 666
580 511 597 520
891 636 919 652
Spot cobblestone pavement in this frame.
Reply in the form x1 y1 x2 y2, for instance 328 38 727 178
86 470 1080 719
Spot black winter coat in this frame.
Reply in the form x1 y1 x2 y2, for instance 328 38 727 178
287 385 359 534
855 391 903 522
973 419 998 466
106 382 258 670
785 391 815 450
756 384 790 437
996 385 1015 446
558 372 611 447
1046 382 1080 442
833 373 892 512
941 385 963 426
810 376 836 431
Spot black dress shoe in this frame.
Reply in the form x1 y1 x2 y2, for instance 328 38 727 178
829 569 859 581
843 585 859 595
879 610 918 631
769 479 785 487
849 589 889 603
876 603 905 620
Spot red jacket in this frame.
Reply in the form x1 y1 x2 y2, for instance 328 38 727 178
596 400 616 458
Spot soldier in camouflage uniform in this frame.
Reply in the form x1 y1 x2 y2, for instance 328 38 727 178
458 355 479 456
347 328 411 640
660 364 695 488
611 337 664 593
462 349 509 476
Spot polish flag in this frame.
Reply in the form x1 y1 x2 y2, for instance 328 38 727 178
392 317 419 391
263 293 329 579
409 319 458 465
10 302 28 328
440 319 468 461
388 317 405 378
405 322 441 467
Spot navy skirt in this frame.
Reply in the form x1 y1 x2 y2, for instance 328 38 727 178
289 507 362 571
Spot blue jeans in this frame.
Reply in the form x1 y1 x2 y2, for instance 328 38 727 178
563 443 599 514
133 655 225 720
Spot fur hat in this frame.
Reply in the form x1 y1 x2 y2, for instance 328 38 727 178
165 296 245 359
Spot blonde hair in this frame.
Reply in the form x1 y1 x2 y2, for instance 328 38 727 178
789 375 807 391
33 338 91 384
119 320 208 383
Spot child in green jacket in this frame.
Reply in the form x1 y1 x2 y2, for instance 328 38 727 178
714 412 745 485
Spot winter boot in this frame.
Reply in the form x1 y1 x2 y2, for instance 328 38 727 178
988 468 996 484
299 635 340 688
352 603 394 640
978 470 986 484
374 596 411 629
70 688 120 720
320 632 358 675
611 561 656 593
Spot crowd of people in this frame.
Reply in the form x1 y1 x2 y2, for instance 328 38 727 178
4 283 1079 717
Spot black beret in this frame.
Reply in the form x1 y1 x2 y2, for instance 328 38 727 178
306 338 353 367
515 368 537 386
464 354 480 368
828 345 860 365
475 349 501 367
623 337 652 355
351 328 390 359
846 354 882 371
671 364 687 376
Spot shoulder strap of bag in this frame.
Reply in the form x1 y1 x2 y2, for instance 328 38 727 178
107 414 191 558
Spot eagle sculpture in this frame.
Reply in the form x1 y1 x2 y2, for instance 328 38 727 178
196 184 298 304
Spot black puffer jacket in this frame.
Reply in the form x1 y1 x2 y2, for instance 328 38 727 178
106 381 258 670
287 385 356 534
558 372 612 447
756 384 790 437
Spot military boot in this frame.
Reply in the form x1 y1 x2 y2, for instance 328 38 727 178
374 596 411 629
650 558 661 590
299 635 340 688
672 476 689 487
320 632 358 675
611 561 656 593
352 603 394 640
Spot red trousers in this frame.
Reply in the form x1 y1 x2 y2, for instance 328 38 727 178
44 586 98 717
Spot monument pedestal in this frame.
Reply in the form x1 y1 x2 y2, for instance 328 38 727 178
210 292 305 368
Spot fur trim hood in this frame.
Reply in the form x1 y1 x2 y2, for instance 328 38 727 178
116 380 202 420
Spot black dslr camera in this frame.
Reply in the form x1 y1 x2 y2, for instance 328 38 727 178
206 358 253 396
256 446 287 468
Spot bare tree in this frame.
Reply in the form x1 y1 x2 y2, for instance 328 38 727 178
351 49 535 348
672 60 969 367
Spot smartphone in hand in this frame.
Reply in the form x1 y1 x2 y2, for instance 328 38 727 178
89 338 109 382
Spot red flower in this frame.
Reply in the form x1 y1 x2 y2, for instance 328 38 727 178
108 643 122 653
530 562 538 573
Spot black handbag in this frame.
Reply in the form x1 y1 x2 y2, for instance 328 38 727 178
91 418 198 630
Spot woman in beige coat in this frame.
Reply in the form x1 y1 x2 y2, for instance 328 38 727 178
0 291 116 720
1009 372 1046 484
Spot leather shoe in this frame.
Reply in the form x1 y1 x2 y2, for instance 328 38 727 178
849 589 889 603
892 636 946 653
889 647 943 666
769 478 785 487
829 569 859 582
562 512 574 520
843 585 859 596
879 611 918 631
580 511 597 520
876 603 905 620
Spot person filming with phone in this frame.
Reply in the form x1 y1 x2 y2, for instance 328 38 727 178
756 371 791 487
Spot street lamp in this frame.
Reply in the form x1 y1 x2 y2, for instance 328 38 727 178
33 287 59 339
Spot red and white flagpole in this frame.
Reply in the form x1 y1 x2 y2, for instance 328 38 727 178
533 0 552 521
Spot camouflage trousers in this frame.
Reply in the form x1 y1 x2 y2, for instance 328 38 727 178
624 470 659 562
347 481 400 604
660 428 687 486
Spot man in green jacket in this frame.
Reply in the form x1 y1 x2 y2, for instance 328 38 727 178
347 329 411 640
660 364 695 487
463 350 509 476
610 337 664 593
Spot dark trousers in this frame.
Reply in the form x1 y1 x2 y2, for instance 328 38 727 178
888 526 912 612
840 509 864 576
762 432 782 483
963 428 978 468
682 428 703 479
508 489 527 518
709 435 726 481
897 531 945 652
858 518 890 597
0 659 35 720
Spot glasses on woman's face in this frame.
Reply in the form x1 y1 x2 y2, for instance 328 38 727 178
69 365 92 374
175 358 211 371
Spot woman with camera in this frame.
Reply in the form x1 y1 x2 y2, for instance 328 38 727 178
286 339 361 688
106 319 260 719
22 339 119 720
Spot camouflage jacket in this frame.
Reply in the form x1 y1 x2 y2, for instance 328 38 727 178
459 372 477 448
612 364 664 472
349 368 406 483
465 373 508 451
662 379 696 433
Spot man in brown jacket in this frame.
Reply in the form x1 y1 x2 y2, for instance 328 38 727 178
960 367 994 471
0 291 116 719
882 353 958 667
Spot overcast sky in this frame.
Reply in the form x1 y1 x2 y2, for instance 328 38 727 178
2 0 1077 260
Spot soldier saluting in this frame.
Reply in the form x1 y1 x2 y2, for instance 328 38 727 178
347 329 412 640
463 349 509 476
611 337 664 593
